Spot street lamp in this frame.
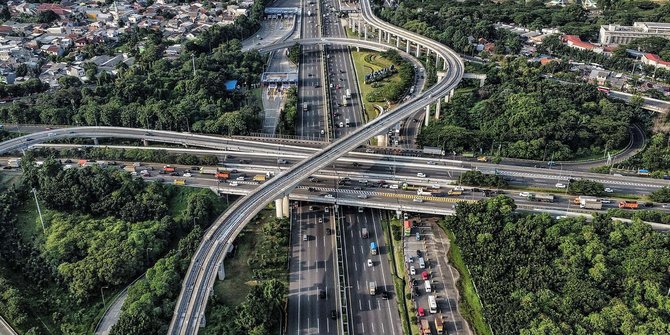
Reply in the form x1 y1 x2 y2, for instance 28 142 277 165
101 286 109 306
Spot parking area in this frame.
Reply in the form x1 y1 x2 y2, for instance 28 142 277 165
403 214 471 335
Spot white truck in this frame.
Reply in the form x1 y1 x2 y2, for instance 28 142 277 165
580 198 603 210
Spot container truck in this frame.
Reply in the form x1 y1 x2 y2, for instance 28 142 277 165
404 220 412 237
417 188 432 196
573 196 598 205
163 165 175 173
368 282 376 295
528 193 555 203
423 146 444 155
619 200 639 209
174 179 186 185
215 171 230 180
253 175 266 182
447 189 462 196
580 199 602 209
370 242 378 255
200 167 218 175
361 227 369 238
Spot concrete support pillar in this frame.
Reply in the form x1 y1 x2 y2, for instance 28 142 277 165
450 89 455 98
444 95 449 103
443 60 447 71
387 32 391 44
282 195 289 218
217 261 226 280
406 40 410 53
378 30 382 43
142 139 149 146
93 138 99 145
416 44 421 58
376 134 386 147
364 25 368 40
275 198 283 218
435 98 441 120
200 314 206 328
436 55 440 69
424 105 430 126
396 36 400 48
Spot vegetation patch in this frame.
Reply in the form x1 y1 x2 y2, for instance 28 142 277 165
445 196 670 335
276 86 298 135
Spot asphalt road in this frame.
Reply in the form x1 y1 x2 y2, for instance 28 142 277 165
287 201 339 335
339 206 402 335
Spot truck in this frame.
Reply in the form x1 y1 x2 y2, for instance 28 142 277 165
174 179 186 185
200 167 218 175
163 165 175 173
404 220 412 237
573 195 598 205
124 165 136 173
435 315 445 334
417 188 432 196
7 158 21 167
528 193 554 203
370 242 378 255
420 320 431 335
253 175 267 182
368 281 376 295
580 198 602 209
447 189 462 196
342 95 348 107
423 146 445 156
619 200 639 209
361 227 369 238
345 89 351 99
215 171 230 180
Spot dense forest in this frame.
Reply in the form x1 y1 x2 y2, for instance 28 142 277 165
418 58 641 160
621 133 670 175
0 156 225 334
445 196 670 335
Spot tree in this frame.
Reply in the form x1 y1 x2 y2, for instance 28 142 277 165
37 10 60 24
568 179 604 196
649 187 670 203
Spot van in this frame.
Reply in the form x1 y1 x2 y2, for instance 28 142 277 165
303 234 308 241
424 280 431 293
419 257 425 269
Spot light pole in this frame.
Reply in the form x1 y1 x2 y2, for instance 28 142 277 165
101 286 109 306
31 188 45 234
146 247 152 263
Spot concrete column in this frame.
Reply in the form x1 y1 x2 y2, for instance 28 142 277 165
93 138 99 145
387 31 391 44
378 29 382 43
435 98 441 120
364 25 368 40
444 95 449 103
424 105 430 126
416 44 420 58
396 36 400 48
142 139 149 146
376 134 386 146
436 55 440 68
406 40 410 53
217 261 226 280
450 89 454 97
275 198 283 218
282 195 289 218
443 60 447 71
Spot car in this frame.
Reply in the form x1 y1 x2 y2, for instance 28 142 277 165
353 186 362 190
183 173 192 177
239 159 251 164
330 310 337 320
389 184 399 189
326 228 332 235
25 138 33 141
416 232 421 240
324 194 334 198
422 271 429 280
410 266 416 275
308 73 313 77
556 215 568 219
318 218 323 223
381 291 389 300
236 176 245 181
519 192 531 197
644 202 655 208
417 172 427 178
416 250 422 257
367 259 373 267
604 188 614 193
555 183 566 188
319 290 326 299
324 207 329 213
170 172 180 176
601 199 612 204
320 129 325 135
352 162 361 167
663 204 670 208
229 181 238 187
418 307 425 317
303 234 308 241
357 194 368 199
413 198 423 203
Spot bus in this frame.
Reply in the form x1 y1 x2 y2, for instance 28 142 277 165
597 86 611 95
428 295 438 314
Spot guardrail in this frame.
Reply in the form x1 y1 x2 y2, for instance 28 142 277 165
0 315 18 335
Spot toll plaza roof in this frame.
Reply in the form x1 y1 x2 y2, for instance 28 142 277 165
261 72 299 84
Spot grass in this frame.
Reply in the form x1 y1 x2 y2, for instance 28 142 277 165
167 185 227 221
345 27 358 39
381 215 419 335
15 197 44 242
350 51 400 123
211 222 258 305
438 225 492 335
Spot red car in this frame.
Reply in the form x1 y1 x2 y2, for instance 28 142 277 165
417 307 425 317
422 271 429 280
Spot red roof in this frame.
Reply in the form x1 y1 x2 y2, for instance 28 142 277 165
563 35 595 50
644 53 670 66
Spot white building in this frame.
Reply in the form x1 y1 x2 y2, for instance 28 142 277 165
599 22 670 45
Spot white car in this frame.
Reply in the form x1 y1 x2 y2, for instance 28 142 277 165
410 266 416 275
413 198 423 203
389 184 399 189
357 194 368 199
555 183 566 188
431 184 441 189
519 192 531 197
318 218 323 223
367 259 373 267
417 173 427 178
236 176 245 181
183 172 192 177
604 188 614 193
324 194 334 198
229 181 238 187
427 161 435 165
